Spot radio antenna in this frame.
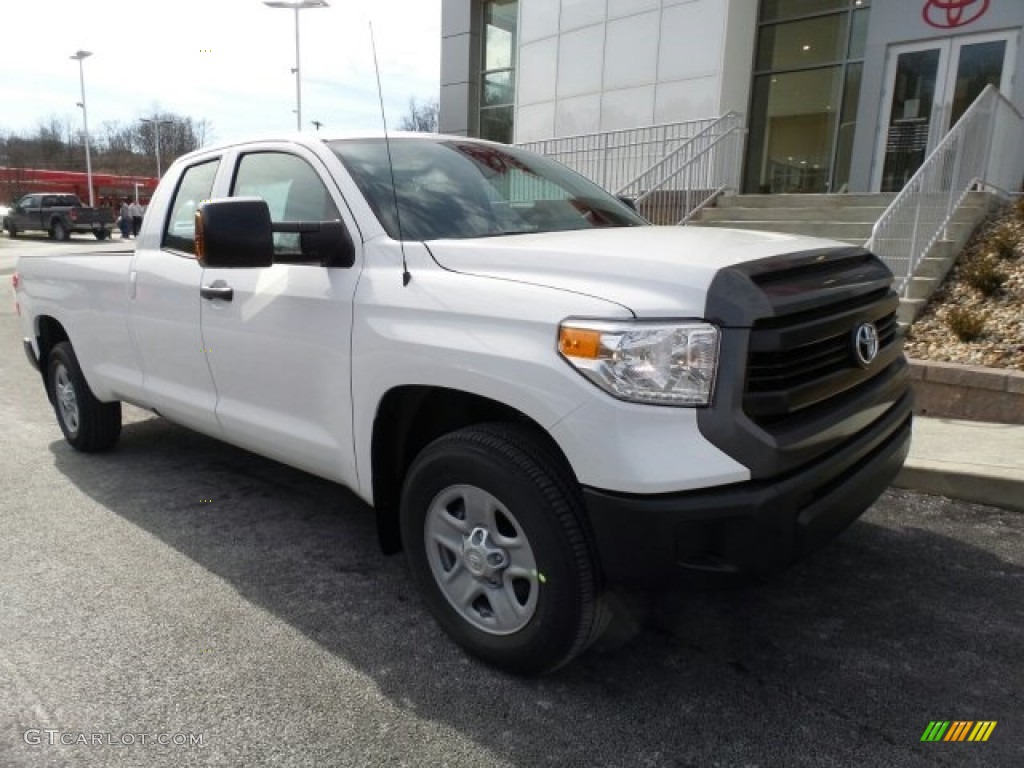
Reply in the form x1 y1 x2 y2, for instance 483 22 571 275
369 22 411 286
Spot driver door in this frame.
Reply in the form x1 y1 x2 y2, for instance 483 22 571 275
199 146 362 488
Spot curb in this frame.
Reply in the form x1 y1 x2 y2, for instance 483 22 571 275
898 360 1024 511
894 463 1024 513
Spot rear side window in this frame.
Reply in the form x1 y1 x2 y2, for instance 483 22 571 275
162 159 220 255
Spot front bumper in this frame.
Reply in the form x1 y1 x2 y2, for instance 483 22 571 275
582 390 913 588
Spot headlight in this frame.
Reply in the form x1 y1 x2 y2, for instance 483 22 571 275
558 320 720 406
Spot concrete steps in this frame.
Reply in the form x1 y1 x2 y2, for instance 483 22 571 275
692 192 896 245
688 191 996 326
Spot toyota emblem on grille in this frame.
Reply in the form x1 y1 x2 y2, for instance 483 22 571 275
853 322 880 367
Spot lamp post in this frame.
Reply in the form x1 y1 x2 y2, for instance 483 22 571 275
140 117 173 178
263 0 329 131
70 50 95 207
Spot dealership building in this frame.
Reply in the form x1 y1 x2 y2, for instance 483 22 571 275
440 0 1024 195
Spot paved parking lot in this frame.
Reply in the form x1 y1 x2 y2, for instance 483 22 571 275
1 237 1021 767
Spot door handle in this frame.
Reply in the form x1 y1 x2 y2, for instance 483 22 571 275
200 281 233 301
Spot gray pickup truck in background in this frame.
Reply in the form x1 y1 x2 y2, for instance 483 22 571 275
3 193 115 240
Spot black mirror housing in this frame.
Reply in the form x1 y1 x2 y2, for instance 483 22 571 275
196 198 274 268
301 220 356 268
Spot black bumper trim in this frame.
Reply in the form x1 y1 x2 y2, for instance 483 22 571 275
581 394 912 588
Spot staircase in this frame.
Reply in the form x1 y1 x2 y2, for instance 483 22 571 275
690 191 996 324
692 193 896 245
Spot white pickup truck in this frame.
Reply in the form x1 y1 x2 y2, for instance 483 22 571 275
13 133 912 674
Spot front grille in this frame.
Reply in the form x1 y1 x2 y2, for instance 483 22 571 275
745 290 901 423
698 245 911 481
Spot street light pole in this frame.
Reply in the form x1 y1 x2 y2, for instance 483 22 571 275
140 117 173 178
70 50 95 207
263 0 329 131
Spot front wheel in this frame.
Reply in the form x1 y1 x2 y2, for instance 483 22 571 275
400 423 606 675
52 220 70 241
5 222 16 237
47 342 121 452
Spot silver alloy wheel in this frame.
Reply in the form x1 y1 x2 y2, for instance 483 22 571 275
424 484 539 635
54 363 80 435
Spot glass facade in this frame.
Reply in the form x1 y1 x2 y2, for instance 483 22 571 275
744 0 870 193
479 0 518 143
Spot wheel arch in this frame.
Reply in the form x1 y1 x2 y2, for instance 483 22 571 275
35 315 71 402
370 385 576 555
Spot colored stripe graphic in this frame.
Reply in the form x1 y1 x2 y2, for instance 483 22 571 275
968 722 997 742
944 721 972 741
920 720 996 742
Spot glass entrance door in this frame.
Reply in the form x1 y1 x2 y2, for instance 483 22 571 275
874 32 1016 192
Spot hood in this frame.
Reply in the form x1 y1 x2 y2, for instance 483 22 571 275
424 226 851 318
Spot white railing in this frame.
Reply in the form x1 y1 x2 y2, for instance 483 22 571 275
517 117 723 193
518 113 745 225
867 85 1024 294
618 113 745 224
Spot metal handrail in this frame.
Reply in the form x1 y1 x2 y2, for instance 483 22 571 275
867 85 1024 294
519 112 744 226
620 114 745 224
516 116 723 194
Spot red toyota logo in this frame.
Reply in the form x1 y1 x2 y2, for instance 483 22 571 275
922 0 990 28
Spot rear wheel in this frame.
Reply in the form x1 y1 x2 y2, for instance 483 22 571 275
94 228 110 241
47 342 121 452
401 423 605 675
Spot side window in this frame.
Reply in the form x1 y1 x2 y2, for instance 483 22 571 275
42 196 56 207
162 159 220 255
230 152 341 262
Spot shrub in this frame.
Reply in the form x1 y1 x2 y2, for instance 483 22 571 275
1014 196 1024 221
961 255 1008 296
988 226 1019 261
945 306 986 342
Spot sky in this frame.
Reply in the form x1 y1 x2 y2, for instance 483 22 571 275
0 0 441 146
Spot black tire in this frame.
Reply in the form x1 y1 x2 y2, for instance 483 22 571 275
400 422 605 675
47 341 121 452
52 220 70 241
94 228 110 241
5 222 16 238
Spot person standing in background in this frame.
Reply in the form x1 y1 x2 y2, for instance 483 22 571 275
130 199 144 237
118 199 132 239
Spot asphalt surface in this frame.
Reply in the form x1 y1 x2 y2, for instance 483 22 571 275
1 235 1022 767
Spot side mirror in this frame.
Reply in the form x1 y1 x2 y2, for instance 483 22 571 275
300 220 355 268
195 198 273 268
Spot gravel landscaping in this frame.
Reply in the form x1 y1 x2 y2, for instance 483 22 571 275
904 200 1024 371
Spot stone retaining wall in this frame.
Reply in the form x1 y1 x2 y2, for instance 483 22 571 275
908 359 1024 425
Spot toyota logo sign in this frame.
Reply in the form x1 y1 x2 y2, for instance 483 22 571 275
853 322 881 367
922 0 990 29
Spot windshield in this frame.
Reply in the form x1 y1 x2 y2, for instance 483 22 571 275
330 138 646 240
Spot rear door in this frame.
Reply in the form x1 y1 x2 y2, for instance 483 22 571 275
128 157 224 436
199 144 362 486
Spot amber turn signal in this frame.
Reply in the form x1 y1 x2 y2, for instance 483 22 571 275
558 327 601 359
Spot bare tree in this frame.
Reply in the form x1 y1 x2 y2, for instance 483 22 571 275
134 113 211 173
0 110 214 182
398 97 439 133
